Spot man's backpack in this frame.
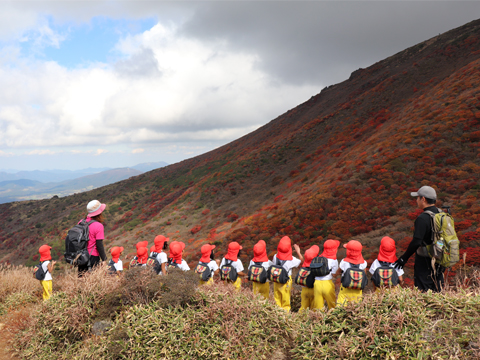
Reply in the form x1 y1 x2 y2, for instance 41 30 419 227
341 264 368 290
267 259 289 284
107 260 117 275
248 262 268 284
220 259 238 282
424 210 460 268
310 256 331 277
194 262 212 282
129 256 138 268
34 262 47 281
146 252 162 274
64 219 95 266
371 261 399 287
294 267 315 288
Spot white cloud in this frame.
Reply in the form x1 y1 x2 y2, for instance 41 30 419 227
132 148 144 154
0 150 14 157
95 149 108 156
25 149 56 155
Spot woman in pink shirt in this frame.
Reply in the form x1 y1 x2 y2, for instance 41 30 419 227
78 200 107 276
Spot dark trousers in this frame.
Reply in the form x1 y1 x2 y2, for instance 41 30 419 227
78 255 101 277
414 254 445 292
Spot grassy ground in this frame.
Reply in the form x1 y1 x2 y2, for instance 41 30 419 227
0 264 479 359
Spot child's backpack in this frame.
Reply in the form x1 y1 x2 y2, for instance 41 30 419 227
371 261 399 287
166 258 180 271
341 264 368 290
34 262 47 281
220 259 238 282
294 267 315 288
267 259 289 284
310 256 331 277
129 256 138 268
194 262 212 281
107 260 117 275
146 252 162 274
247 262 268 284
424 210 460 268
64 219 96 266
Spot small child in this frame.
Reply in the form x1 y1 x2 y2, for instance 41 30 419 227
313 240 340 310
109 246 124 275
337 240 367 306
248 240 273 299
271 236 303 311
152 235 169 275
220 242 245 290
130 241 149 267
197 244 219 285
136 247 148 266
369 236 404 291
168 241 190 271
38 245 56 301
299 245 320 311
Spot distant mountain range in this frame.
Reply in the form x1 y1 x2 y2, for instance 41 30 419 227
0 161 167 204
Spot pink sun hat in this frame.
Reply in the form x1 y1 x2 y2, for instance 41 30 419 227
87 200 106 217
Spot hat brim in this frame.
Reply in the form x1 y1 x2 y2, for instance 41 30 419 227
411 192 419 197
88 203 106 217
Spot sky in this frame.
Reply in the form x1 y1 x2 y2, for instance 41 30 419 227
0 1 479 171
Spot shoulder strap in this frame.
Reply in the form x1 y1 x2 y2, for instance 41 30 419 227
254 262 262 266
379 261 391 267
350 263 360 269
225 259 232 266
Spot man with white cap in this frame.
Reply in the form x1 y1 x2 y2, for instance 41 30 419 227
393 186 444 292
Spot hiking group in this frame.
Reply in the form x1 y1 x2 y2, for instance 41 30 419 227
35 185 459 310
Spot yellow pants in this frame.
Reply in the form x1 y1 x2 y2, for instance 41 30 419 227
252 282 270 300
313 279 336 310
225 277 242 291
299 287 315 311
200 277 214 286
41 280 52 301
336 286 362 306
273 278 292 311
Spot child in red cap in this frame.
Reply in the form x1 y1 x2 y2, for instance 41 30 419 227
337 240 368 306
196 244 219 285
151 235 169 275
299 245 319 311
369 236 404 291
248 240 273 299
108 246 124 275
313 240 340 310
38 245 56 300
129 241 149 267
271 236 303 311
220 242 245 290
168 241 190 271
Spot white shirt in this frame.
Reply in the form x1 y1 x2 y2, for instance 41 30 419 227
41 261 52 281
315 258 339 281
198 259 219 278
369 259 404 277
176 259 190 271
220 258 244 273
113 259 123 271
155 252 168 275
272 255 301 276
339 259 368 273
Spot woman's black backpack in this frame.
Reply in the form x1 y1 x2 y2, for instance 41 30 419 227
267 259 289 284
341 264 368 290
248 262 268 284
310 256 330 277
194 262 212 281
220 259 238 282
64 219 95 266
371 261 399 287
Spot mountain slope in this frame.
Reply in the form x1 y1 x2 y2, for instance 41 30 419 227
1 19 480 281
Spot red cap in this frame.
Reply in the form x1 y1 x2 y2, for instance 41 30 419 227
343 240 364 265
302 245 320 267
136 241 148 250
277 236 293 261
252 240 269 263
137 247 148 264
378 236 397 263
110 246 124 263
200 244 215 263
169 241 186 264
39 245 52 262
225 242 242 262
150 245 156 254
154 235 169 253
321 240 340 260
